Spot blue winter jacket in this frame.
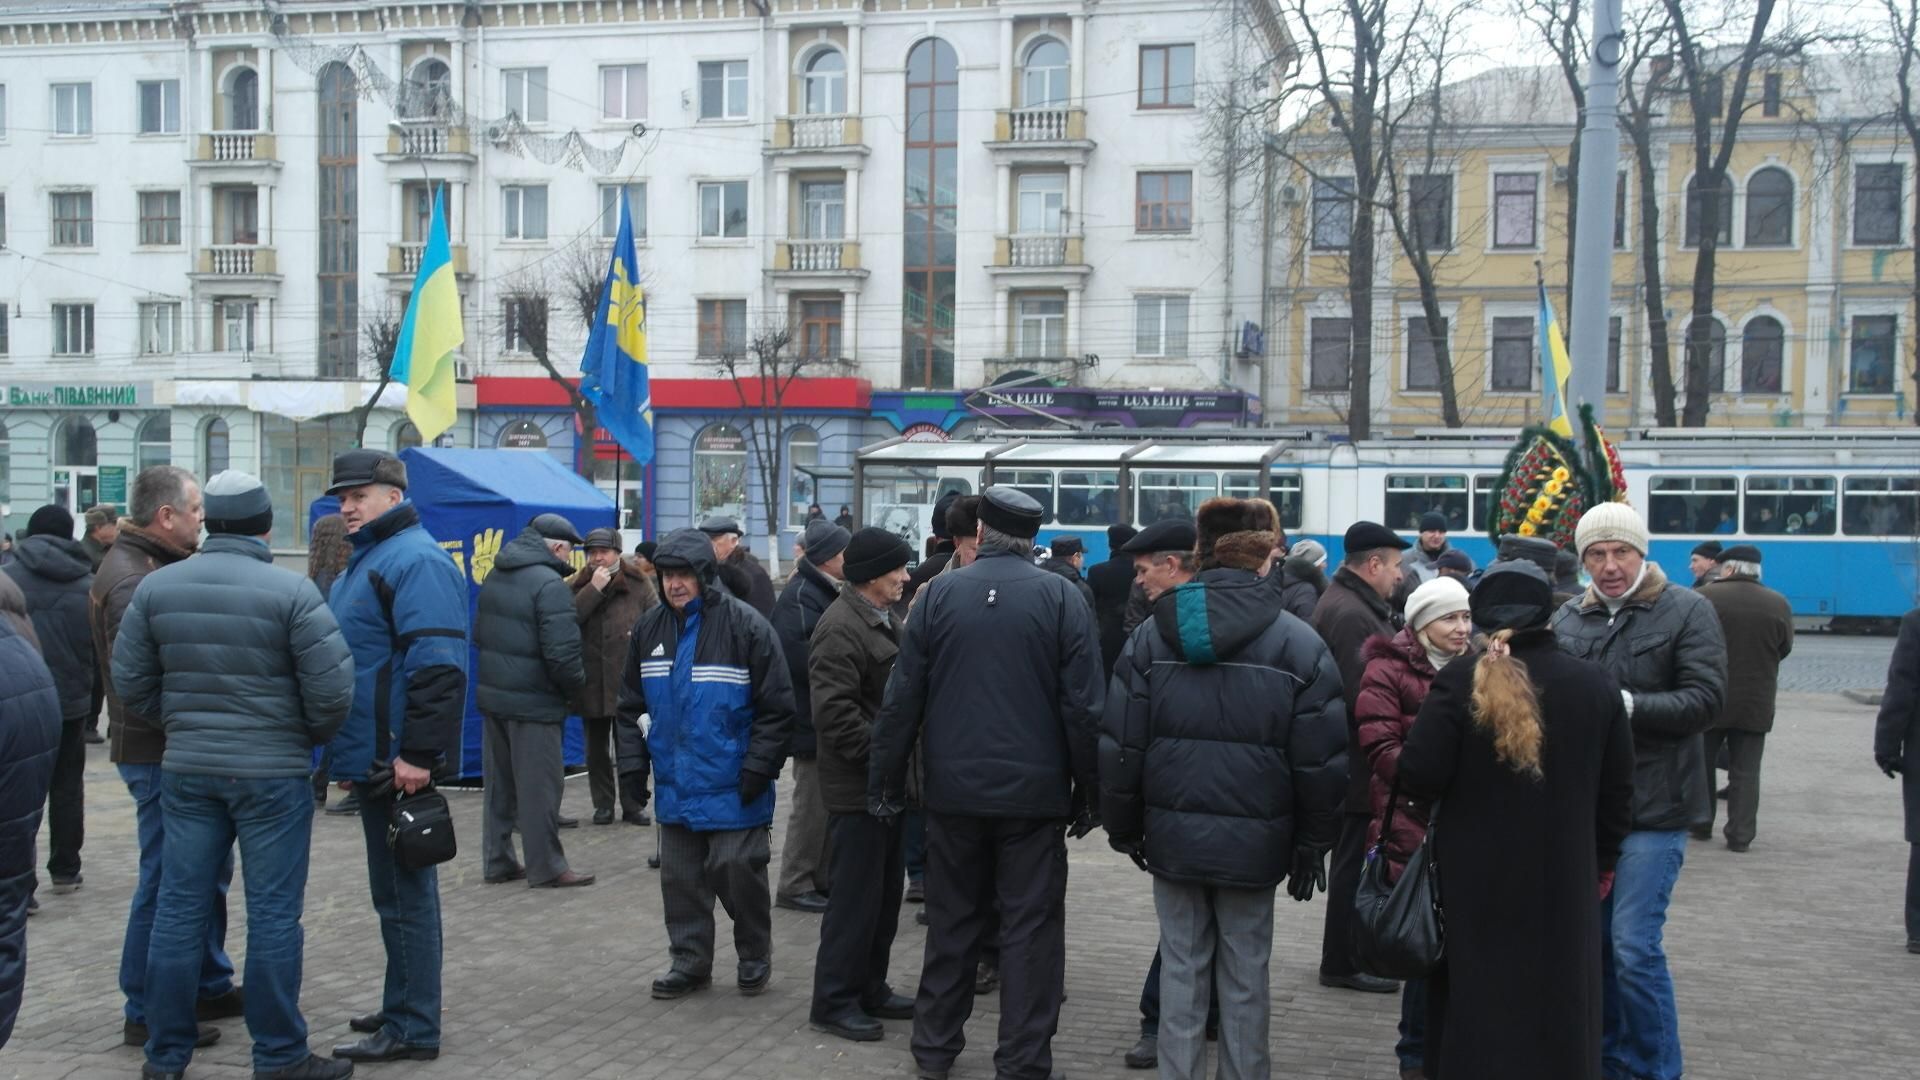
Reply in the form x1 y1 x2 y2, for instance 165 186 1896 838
327 502 470 780
614 528 794 832
0 618 60 1050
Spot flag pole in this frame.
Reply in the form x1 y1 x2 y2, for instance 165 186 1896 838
1569 0 1625 449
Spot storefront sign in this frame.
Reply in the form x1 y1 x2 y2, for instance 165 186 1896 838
968 387 1250 428
901 423 949 443
97 466 128 508
3 382 151 408
499 419 550 449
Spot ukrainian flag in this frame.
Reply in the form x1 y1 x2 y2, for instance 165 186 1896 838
390 187 464 443
579 190 653 464
1537 282 1575 438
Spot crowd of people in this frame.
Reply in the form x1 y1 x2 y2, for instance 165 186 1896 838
0 450 1916 1080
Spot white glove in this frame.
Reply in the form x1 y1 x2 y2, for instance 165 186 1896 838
1621 690 1635 719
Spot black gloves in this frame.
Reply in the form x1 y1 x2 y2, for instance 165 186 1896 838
867 790 904 819
621 771 651 809
360 766 397 802
1286 847 1328 903
1108 835 1148 872
738 769 773 805
1879 754 1905 779
1068 808 1101 840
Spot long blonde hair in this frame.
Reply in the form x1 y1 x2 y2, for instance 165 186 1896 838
1469 629 1544 778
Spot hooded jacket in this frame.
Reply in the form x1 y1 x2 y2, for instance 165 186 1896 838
771 557 841 759
0 618 59 1050
1273 556 1327 622
1099 567 1348 889
570 556 659 718
613 529 795 832
4 535 94 721
1355 627 1444 881
1551 562 1727 831
89 523 194 764
474 526 587 722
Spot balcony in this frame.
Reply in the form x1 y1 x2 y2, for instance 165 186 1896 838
385 242 472 277
195 245 277 276
378 122 476 166
189 132 282 176
767 114 869 162
770 240 869 283
1008 234 1068 267
986 108 1093 165
989 235 1088 280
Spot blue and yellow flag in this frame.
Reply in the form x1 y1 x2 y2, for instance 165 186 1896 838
390 187 464 443
579 190 653 464
1537 282 1575 438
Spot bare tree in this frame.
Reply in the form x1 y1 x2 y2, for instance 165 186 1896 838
499 265 598 476
1617 4 1684 425
351 298 404 446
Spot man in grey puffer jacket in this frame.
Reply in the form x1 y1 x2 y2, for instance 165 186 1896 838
474 514 591 889
112 471 354 1080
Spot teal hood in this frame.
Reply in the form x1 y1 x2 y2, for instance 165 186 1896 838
1152 568 1274 665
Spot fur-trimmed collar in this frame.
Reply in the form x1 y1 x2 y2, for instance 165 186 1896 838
1578 560 1669 611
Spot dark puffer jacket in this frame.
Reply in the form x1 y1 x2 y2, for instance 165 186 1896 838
1040 556 1097 613
1356 628 1445 881
1086 553 1137 677
771 558 841 759
1099 568 1348 888
90 523 195 765
570 556 658 718
3 535 94 721
0 618 60 1050
474 527 586 722
722 547 777 618
1273 556 1327 622
1551 562 1727 831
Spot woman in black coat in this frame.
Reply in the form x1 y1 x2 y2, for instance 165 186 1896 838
1396 560 1635 1080
1874 606 1920 952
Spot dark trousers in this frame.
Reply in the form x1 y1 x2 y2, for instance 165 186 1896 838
1139 947 1219 1037
480 716 569 884
915 813 1066 1080
1907 843 1919 943
87 670 103 736
1317 810 1370 977
903 809 927 882
1700 729 1765 846
658 823 773 977
811 813 904 1022
583 716 639 817
358 797 443 1048
46 718 86 880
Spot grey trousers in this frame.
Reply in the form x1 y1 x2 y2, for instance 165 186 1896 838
1701 728 1766 847
659 822 773 977
480 715 570 885
1153 876 1276 1080
777 759 831 898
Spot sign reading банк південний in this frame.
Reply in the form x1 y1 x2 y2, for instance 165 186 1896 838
4 383 152 408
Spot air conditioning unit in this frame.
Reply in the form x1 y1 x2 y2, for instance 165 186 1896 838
1553 164 1571 184
1280 183 1303 204
456 360 476 380
485 124 510 145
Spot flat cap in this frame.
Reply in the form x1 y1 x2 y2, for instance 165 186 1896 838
697 515 743 537
1434 548 1475 575
1714 543 1762 565
1050 536 1084 558
530 513 584 545
583 527 622 552
1343 521 1410 554
328 449 408 495
1691 540 1724 559
978 487 1043 539
1121 519 1197 555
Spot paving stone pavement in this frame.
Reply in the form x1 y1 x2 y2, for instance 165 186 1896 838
4 689 1915 1080
1778 632 1896 695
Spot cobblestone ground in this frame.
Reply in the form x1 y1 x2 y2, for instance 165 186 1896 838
4 688 1915 1080
1779 631 1896 695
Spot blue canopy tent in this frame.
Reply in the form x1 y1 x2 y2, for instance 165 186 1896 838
310 448 616 781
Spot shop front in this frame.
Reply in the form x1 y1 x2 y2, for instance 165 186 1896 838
865 387 1258 447
0 380 171 538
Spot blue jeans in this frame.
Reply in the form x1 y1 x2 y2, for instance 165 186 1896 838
1602 829 1687 1080
118 763 236 1025
903 809 927 882
145 773 313 1072
1397 976 1428 1071
359 795 443 1047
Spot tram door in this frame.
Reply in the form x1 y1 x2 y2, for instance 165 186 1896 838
51 467 100 535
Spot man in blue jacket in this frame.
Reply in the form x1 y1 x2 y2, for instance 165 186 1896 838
0 617 59 1051
322 450 469 1067
615 528 795 1001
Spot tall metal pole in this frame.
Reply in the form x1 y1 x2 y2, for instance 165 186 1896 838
1568 0 1626 451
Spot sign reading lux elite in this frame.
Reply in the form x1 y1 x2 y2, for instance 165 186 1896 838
4 383 152 408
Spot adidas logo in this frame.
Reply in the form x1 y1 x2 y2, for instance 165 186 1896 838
650 644 665 657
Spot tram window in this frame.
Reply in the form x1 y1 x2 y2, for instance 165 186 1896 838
1384 474 1469 532
1648 475 1739 534
1472 475 1498 533
1002 469 1056 522
935 477 974 500
1222 470 1305 530
1743 476 1835 535
1136 471 1218 523
1843 476 1918 536
1055 470 1120 526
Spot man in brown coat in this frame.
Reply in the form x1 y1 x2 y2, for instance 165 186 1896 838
571 527 658 826
1696 544 1793 852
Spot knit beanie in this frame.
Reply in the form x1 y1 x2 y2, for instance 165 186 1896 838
843 527 912 584
1403 576 1471 632
1288 538 1327 568
26 504 75 540
203 470 275 536
1574 501 1649 557
803 519 851 564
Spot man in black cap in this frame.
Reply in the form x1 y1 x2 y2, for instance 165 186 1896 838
901 491 962 613
474 513 592 888
771 518 851 913
1311 521 1406 996
1688 540 1724 589
1403 511 1452 585
570 528 658 826
1696 544 1792 852
808 527 916 1042
1086 524 1140 678
698 515 776 617
1039 535 1096 612
870 486 1104 1080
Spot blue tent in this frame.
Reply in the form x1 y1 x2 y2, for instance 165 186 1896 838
311 448 616 781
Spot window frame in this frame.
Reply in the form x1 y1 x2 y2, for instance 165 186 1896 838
1404 315 1449 392
598 181 647 241
1490 171 1540 250
214 297 259 353
137 190 182 246
0 303 8 356
1020 38 1070 109
1134 294 1190 358
802 49 848 116
1851 161 1906 247
1488 314 1536 392
1014 293 1068 359
202 417 231 475
795 295 843 360
51 302 95 356
502 183 550 241
1137 44 1196 109
502 295 547 355
139 301 181 355
1311 175 1355 250
1017 171 1068 235
1739 314 1786 395
697 180 749 240
1407 173 1453 250
501 67 549 124
800 180 846 240
1842 475 1918 537
1308 316 1353 392
600 63 647 121
1135 171 1193 234
1743 166 1794 247
1384 473 1471 534
137 79 181 135
1742 475 1835 536
51 81 92 137
697 298 747 357
49 190 93 247
1135 470 1217 524
1847 312 1899 395
1647 474 1741 536
698 60 750 121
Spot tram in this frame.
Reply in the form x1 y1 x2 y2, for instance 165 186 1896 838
852 427 1920 625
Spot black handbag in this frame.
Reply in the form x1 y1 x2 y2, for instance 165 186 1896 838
1352 776 1444 979
386 786 458 871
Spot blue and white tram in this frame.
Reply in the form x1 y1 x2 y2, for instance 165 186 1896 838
852 427 1919 623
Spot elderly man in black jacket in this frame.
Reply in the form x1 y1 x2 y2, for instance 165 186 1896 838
475 514 591 889
1876 606 1920 955
0 617 60 1051
1103 498 1346 1080
1085 524 1138 677
870 486 1104 1080
771 519 850 913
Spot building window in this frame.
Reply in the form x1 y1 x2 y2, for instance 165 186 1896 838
0 193 6 248
394 421 424 451
139 302 181 354
797 296 842 359
216 186 259 245
788 425 820 528
203 418 230 475
54 417 98 467
51 82 91 135
1311 177 1354 249
1490 315 1535 391
1850 314 1897 393
1308 317 1351 391
1686 316 1728 391
1762 72 1782 117
1745 168 1794 246
1492 173 1538 248
1409 174 1452 249
401 181 454 242
503 296 546 354
1018 172 1067 234
1614 172 1629 249
1138 44 1195 108
1648 475 1739 534
801 181 845 239
1607 315 1623 393
698 181 748 239
693 423 748 522
317 62 358 379
502 67 547 123
803 51 847 115
1684 173 1734 246
1136 171 1193 233
1406 317 1447 390
699 60 748 120
0 304 8 355
138 79 180 134
1853 163 1904 245
903 38 959 389
698 299 746 356
0 84 7 139
137 415 171 470
1135 295 1189 357
262 414 360 544
599 182 646 240
50 191 93 246
138 191 181 246
215 298 258 352
1015 294 1067 358
504 185 549 240
1022 38 1069 108
224 67 260 130
399 59 449 121
599 64 647 121
52 303 94 355
1741 316 1785 393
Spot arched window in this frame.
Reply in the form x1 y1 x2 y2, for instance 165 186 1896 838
225 66 259 130
1684 173 1734 246
787 426 820 528
693 423 748 522
203 418 231 475
1741 316 1785 393
137 415 171 470
395 421 423 452
1685 316 1728 391
802 50 847 115
1744 167 1793 246
402 58 453 120
497 418 550 449
55 417 98 467
1021 38 1069 108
